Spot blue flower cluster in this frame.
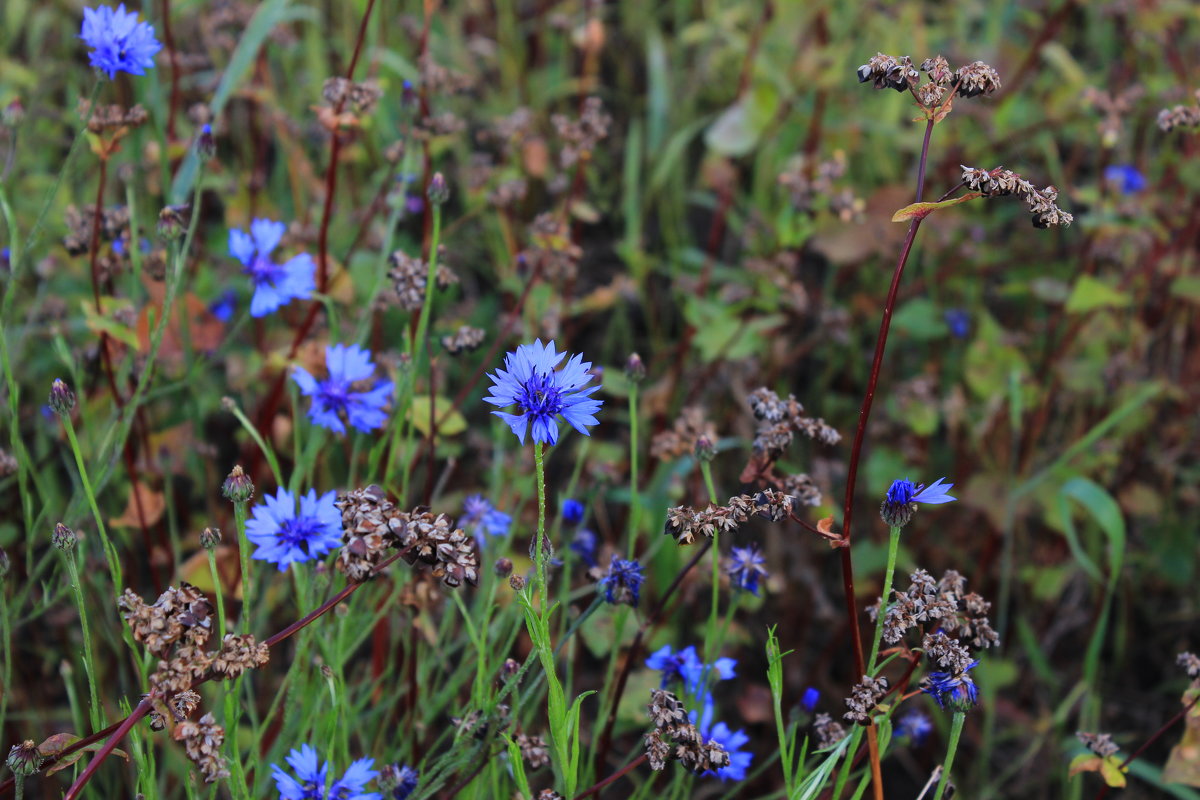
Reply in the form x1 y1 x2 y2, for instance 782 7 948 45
271 744 380 800
229 218 316 317
484 339 602 446
725 544 768 595
292 344 393 434
597 554 644 607
460 495 512 548
646 644 751 781
246 488 342 571
922 659 981 712
80 4 162 80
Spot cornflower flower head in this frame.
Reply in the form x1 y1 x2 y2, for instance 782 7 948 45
725 544 768 595
943 308 970 339
229 218 316 317
80 4 162 80
1104 164 1146 195
246 488 342 571
483 339 602 446
896 710 933 745
922 659 981 712
646 645 737 700
597 554 644 607
569 527 598 568
378 763 419 799
692 699 753 782
561 498 585 525
880 477 956 527
292 344 393 434
271 744 381 800
460 495 512 548
802 687 820 713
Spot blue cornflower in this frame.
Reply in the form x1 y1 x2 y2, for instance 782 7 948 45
922 660 980 712
896 710 933 745
801 686 820 713
693 700 753 782
80 4 162 80
725 544 768 596
1104 164 1146 195
210 289 237 322
460 495 512 548
271 744 381 800
597 554 644 607
646 645 736 698
483 339 603 446
245 488 342 571
561 498 585 525
229 219 316 317
880 477 956 527
943 308 970 339
380 764 419 800
291 344 393 434
569 527 598 568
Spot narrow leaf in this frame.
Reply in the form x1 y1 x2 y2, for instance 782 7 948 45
891 193 981 222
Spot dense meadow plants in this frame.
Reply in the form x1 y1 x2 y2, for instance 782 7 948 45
1 2 1199 799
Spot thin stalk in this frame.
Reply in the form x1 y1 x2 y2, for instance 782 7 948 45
61 416 123 593
932 711 965 800
699 459 721 663
534 441 548 615
233 501 251 631
626 383 641 558
410 200 444 368
206 547 227 641
62 550 102 732
867 527 902 673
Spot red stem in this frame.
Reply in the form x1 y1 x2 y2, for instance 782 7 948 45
573 753 648 799
1095 692 1200 800
62 699 154 800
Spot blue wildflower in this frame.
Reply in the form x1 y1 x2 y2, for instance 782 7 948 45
801 686 820 713
292 344 393 434
880 477 956 527
569 527 598 568
646 645 736 699
483 339 603 446
270 744 381 800
245 488 342 571
80 4 162 80
943 308 969 339
210 289 237 322
693 700 753 782
460 495 512 548
561 498 585 525
725 544 768 595
229 218 316 317
1103 164 1146 195
922 660 980 712
896 710 933 744
597 554 644 607
379 764 419 800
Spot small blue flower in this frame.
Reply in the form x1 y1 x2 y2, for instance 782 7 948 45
210 289 237 322
597 554 644 607
483 339 603 446
801 687 820 713
943 308 969 339
245 488 343 571
881 477 956 527
561 498 585 525
569 527 598 568
382 764 419 800
896 710 933 744
922 660 980 712
725 544 768 596
80 4 162 80
271 744 381 800
229 218 316 317
292 344 394 434
460 495 512 548
693 700 753 782
646 645 736 699
1104 164 1146 195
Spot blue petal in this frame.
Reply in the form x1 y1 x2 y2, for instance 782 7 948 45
492 411 529 444
250 218 286 255
229 228 256 265
913 477 956 504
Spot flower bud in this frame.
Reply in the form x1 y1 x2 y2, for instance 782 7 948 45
494 557 513 577
221 465 254 504
693 435 717 463
508 574 526 591
6 740 42 777
427 172 449 206
48 379 75 416
200 527 221 550
624 352 646 383
196 124 215 159
157 204 191 240
52 522 77 551
2 98 25 128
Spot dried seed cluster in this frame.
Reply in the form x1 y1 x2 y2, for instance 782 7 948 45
173 712 230 783
515 733 550 770
813 712 847 750
520 212 582 283
63 204 130 256
643 689 730 774
1158 91 1200 132
552 96 611 168
651 407 717 461
843 674 890 725
1076 731 1120 758
777 151 863 221
321 77 383 114
857 53 1000 106
441 325 486 355
873 569 999 653
1178 651 1200 679
664 490 793 546
388 250 459 312
961 166 1074 228
79 100 149 133
749 387 841 459
210 634 270 679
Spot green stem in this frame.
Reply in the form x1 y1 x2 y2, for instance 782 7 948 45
868 526 902 673
63 551 102 731
62 417 122 593
932 711 966 800
410 202 444 370
234 502 251 632
534 441 548 616
699 459 720 663
207 549 227 641
626 384 640 559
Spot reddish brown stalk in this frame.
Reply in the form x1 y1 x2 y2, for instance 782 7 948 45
160 0 181 141
573 753 649 799
62 698 154 800
1095 691 1200 800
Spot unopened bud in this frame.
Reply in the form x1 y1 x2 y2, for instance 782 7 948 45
221 465 254 504
501 657 520 679
494 557 513 578
157 204 191 240
196 124 215 159
401 80 417 107
428 172 449 206
6 740 42 777
52 522 76 551
2 98 25 128
508 574 526 591
694 435 717 462
624 352 646 383
48 379 75 416
200 527 221 550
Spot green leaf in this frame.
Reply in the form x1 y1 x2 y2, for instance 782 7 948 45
892 298 949 341
1065 276 1131 313
1170 275 1200 304
890 193 981 222
703 82 780 157
1099 756 1129 788
409 395 467 437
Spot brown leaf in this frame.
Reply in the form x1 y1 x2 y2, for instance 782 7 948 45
39 733 129 776
891 193 981 223
109 481 166 528
136 292 225 367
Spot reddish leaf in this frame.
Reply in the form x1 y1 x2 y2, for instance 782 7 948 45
891 193 982 222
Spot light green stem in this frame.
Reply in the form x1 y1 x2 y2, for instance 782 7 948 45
868 526 902 673
62 417 122 593
626 385 640 558
207 549 227 641
699 459 720 664
932 711 966 800
233 502 251 632
534 441 548 615
63 552 102 731
409 202 444 369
